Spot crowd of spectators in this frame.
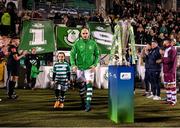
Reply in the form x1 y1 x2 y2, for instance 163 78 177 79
47 0 180 46
1 0 180 44
110 0 179 46
0 0 180 60
52 0 180 46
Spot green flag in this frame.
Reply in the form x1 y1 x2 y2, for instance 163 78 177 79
56 25 81 50
87 22 113 54
19 20 56 54
56 23 113 54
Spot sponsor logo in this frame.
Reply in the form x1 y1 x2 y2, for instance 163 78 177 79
120 72 131 80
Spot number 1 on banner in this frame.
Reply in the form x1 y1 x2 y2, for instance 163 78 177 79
30 29 47 45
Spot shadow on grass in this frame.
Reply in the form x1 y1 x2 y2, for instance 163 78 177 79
0 122 32 127
135 116 171 122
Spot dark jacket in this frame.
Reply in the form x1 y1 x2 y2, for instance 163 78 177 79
144 56 150 69
7 45 19 68
148 46 161 71
24 54 40 69
143 50 151 69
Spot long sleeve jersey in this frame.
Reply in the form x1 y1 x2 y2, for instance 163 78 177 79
70 38 99 70
53 61 70 82
30 65 41 78
162 46 177 74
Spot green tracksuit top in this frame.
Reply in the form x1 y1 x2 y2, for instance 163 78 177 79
30 65 40 78
70 38 99 70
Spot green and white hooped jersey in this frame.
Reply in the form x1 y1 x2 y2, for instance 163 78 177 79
53 61 70 82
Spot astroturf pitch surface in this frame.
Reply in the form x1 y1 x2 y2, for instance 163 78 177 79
0 88 180 127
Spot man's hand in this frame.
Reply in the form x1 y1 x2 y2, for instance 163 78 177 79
22 50 28 56
156 59 162 64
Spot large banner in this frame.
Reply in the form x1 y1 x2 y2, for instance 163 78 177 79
87 22 113 54
19 20 56 54
56 22 113 54
56 25 81 50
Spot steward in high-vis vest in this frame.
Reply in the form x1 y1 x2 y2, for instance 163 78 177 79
1 11 11 36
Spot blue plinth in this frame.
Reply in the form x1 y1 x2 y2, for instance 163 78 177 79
108 65 134 123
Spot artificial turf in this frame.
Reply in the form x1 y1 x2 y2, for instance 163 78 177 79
0 88 180 127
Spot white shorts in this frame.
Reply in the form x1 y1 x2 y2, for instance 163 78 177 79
76 69 94 83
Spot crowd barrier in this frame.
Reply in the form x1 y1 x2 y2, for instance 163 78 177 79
0 45 179 89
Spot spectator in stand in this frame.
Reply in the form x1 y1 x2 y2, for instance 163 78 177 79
157 33 165 47
1 9 11 36
90 12 99 22
54 13 62 24
6 0 16 11
32 11 42 19
7 0 17 36
159 23 168 35
145 29 156 43
62 14 76 27
170 38 176 46
176 32 180 46
0 1 5 35
97 13 104 23
22 11 31 21
76 14 86 26
112 0 122 16
0 0 6 5
136 24 145 44
62 14 69 25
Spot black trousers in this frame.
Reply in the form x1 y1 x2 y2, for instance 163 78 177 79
144 69 151 92
149 71 161 96
26 67 31 84
31 78 36 88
